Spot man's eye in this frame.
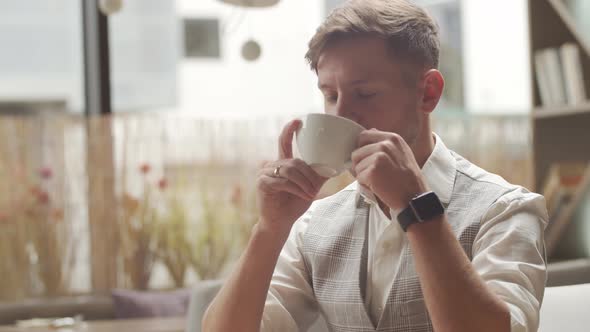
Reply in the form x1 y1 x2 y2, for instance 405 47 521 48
358 92 377 99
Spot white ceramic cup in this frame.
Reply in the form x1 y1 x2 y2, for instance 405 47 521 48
295 113 366 178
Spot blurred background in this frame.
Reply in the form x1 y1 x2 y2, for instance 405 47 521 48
0 0 589 329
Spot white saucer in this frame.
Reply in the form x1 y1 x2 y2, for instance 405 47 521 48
311 164 341 178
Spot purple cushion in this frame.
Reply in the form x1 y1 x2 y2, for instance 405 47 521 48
111 288 191 319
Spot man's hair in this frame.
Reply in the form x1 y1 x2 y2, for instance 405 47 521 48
305 0 440 72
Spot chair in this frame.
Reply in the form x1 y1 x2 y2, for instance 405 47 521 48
539 283 590 332
184 279 328 332
185 280 224 332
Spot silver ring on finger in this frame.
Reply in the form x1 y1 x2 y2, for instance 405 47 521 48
272 165 283 178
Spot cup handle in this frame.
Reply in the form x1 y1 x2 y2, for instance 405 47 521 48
294 115 305 137
297 115 306 126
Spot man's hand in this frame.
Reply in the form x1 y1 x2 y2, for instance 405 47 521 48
257 119 328 236
202 119 328 332
351 129 429 210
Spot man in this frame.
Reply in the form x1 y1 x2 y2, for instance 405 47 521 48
202 0 547 331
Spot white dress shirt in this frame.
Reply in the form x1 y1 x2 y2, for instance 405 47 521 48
261 134 548 332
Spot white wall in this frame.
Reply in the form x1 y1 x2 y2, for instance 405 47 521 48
0 0 535 116
462 0 532 114
0 0 83 110
176 0 324 118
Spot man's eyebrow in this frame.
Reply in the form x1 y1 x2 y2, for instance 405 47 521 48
350 79 370 85
318 79 372 90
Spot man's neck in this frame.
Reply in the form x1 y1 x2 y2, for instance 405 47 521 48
413 131 436 168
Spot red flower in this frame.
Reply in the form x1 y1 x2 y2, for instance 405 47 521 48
30 186 42 197
158 178 168 191
139 163 151 175
39 167 53 180
37 191 50 205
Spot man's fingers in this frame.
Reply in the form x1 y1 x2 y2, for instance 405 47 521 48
357 129 407 149
278 164 318 197
263 162 318 197
355 167 374 193
278 119 302 160
357 129 388 147
351 142 383 167
260 175 313 201
353 153 377 176
291 159 328 192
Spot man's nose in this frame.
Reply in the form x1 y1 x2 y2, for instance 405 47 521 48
335 98 359 122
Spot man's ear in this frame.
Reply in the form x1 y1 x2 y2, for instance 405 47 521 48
420 69 445 114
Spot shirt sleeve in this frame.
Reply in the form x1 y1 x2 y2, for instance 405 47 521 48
472 187 548 332
260 208 320 332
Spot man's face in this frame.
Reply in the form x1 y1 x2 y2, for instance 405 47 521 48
317 35 423 145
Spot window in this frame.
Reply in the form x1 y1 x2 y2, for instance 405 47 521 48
109 0 178 111
184 18 221 59
0 0 84 113
105 0 324 290
0 0 89 299
417 0 464 110
0 0 535 301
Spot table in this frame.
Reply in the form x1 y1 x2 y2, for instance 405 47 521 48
0 317 186 332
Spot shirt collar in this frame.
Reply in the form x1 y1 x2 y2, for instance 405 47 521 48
355 132 456 206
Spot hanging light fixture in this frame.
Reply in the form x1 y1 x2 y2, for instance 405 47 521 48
218 0 276 61
241 39 262 61
98 0 123 15
218 0 279 8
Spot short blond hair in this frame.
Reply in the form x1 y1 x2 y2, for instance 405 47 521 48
305 0 440 71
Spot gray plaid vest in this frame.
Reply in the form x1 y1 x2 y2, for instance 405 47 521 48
301 153 513 332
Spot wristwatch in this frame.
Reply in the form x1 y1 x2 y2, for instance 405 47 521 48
397 191 445 232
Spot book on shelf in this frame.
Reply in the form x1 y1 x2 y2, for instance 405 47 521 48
544 48 567 106
534 50 554 107
543 161 590 256
542 164 562 218
534 44 588 109
560 43 587 106
544 162 586 221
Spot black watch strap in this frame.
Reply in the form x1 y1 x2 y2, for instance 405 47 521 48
397 205 418 232
397 191 444 232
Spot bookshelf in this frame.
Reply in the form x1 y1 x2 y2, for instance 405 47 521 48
529 0 590 258
530 0 590 190
533 102 590 119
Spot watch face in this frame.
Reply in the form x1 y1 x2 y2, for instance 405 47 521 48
411 192 445 221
